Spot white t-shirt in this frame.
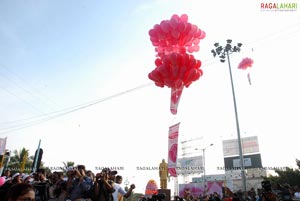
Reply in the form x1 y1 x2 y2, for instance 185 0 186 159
112 183 127 201
294 192 300 198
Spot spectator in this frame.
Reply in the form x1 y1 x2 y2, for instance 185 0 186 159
294 188 300 199
112 175 135 201
11 173 22 185
5 183 35 201
2 169 11 180
34 169 50 201
94 168 116 201
22 174 33 184
68 165 93 200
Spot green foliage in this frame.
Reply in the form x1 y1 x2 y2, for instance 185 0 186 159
7 148 33 174
62 161 75 170
265 159 300 187
6 147 45 174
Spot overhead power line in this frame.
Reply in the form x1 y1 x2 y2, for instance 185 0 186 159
0 83 153 135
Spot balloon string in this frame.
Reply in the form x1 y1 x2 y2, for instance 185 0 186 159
247 72 252 85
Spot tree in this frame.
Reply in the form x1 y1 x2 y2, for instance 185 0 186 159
7 148 34 174
62 161 75 172
265 159 300 187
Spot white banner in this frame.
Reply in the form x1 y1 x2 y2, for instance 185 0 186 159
177 156 203 175
222 136 259 156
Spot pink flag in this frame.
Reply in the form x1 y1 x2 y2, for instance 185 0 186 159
168 123 180 177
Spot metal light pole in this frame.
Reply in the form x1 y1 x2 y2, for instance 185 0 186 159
211 39 247 192
124 177 129 191
196 143 213 195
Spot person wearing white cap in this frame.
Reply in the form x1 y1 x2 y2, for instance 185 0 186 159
22 174 33 184
12 172 20 179
12 172 22 184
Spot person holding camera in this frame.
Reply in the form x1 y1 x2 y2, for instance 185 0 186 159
67 165 94 201
261 180 277 201
94 168 116 201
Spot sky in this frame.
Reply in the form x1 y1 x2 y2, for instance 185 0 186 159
0 0 300 194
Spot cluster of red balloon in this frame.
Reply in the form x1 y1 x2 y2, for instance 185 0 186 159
148 14 205 114
238 57 254 85
148 53 203 89
149 14 206 57
238 57 253 70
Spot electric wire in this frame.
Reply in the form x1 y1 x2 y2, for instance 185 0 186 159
0 65 60 111
0 83 153 135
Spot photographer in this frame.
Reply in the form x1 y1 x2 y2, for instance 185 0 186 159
33 169 50 201
67 165 93 201
261 180 277 201
94 168 116 201
279 184 293 201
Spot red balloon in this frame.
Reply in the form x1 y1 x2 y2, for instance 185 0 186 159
171 30 180 39
180 14 188 23
187 45 194 53
170 17 178 30
178 63 187 79
164 78 174 88
149 29 157 37
157 64 170 78
150 36 158 43
194 60 201 69
183 68 196 87
177 22 186 32
148 14 205 91
148 70 162 84
171 14 180 21
200 30 206 39
155 58 162 67
184 23 191 34
170 63 179 79
193 45 200 52
160 20 170 33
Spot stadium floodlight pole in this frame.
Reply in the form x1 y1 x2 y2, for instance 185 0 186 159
211 39 246 192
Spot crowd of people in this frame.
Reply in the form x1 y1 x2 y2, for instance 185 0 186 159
1 166 300 201
175 181 300 201
0 165 136 201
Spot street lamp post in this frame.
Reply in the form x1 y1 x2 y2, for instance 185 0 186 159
211 39 246 192
124 177 129 191
196 143 213 195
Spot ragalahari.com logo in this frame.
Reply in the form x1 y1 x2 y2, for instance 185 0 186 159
261 2 297 11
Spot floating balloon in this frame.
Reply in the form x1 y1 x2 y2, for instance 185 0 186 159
148 53 203 89
148 14 205 115
148 14 206 57
238 57 254 85
238 57 253 70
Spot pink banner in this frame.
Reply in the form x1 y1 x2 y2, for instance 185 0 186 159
168 123 180 177
179 181 223 198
